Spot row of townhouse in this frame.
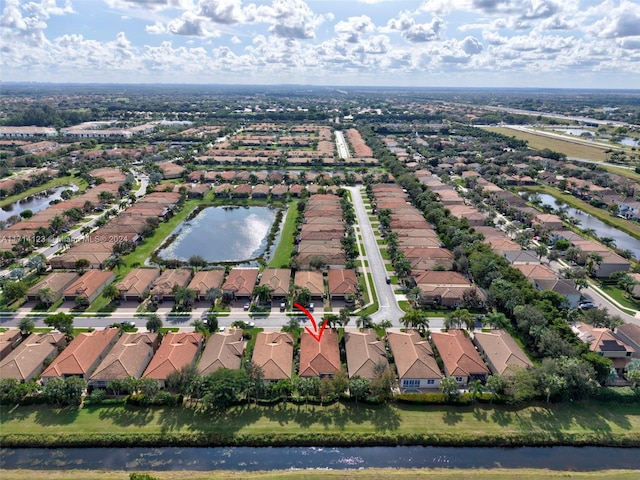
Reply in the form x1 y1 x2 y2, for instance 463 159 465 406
372 182 483 308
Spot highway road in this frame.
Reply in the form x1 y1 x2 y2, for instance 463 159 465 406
334 130 351 159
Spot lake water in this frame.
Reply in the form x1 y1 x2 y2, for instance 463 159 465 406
534 193 640 259
157 206 280 263
552 129 639 146
0 184 78 223
1 446 639 471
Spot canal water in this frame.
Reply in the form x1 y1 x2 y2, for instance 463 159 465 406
534 193 640 259
0 184 78 223
1 446 639 471
157 206 280 263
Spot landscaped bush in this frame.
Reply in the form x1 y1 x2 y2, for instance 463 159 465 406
395 392 473 406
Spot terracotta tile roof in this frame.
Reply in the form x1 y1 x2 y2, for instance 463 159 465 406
259 269 291 297
41 329 119 379
117 269 161 298
0 332 67 381
188 270 225 296
150 269 193 297
327 269 358 296
430 330 489 378
299 329 341 377
388 330 441 381
513 264 557 280
473 330 533 376
344 329 388 379
414 271 470 286
574 323 635 356
0 330 23 360
143 332 204 381
198 329 245 375
90 333 159 383
251 332 294 381
62 270 115 299
222 268 259 296
27 273 81 300
615 323 640 348
294 271 324 297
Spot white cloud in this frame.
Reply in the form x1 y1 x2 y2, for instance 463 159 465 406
198 0 245 24
384 12 445 43
592 1 640 38
334 15 375 43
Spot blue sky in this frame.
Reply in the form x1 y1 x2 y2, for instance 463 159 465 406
2 0 639 88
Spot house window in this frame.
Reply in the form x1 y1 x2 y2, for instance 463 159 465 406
427 379 435 385
455 376 464 383
402 379 420 388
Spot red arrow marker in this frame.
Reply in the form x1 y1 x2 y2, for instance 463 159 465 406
294 302 329 343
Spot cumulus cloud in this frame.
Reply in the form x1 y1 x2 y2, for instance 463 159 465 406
261 0 325 39
198 0 245 24
593 1 640 38
385 12 444 42
334 15 375 43
104 0 194 10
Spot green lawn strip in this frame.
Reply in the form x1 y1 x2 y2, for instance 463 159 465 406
598 284 640 311
380 248 390 260
601 165 640 184
2 401 639 447
122 199 200 268
0 470 637 480
2 470 639 480
267 202 298 268
520 185 640 241
0 176 88 209
385 264 394 272
355 272 379 316
482 127 609 162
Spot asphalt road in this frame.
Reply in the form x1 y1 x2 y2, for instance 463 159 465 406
334 130 350 159
347 186 405 326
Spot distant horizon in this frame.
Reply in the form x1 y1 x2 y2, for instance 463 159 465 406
2 1 639 89
2 81 639 93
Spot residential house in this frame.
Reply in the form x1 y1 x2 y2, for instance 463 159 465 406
0 330 23 360
89 333 160 388
573 323 634 377
615 323 640 359
0 333 67 382
62 270 115 303
198 329 245 375
513 264 557 282
503 250 541 265
188 270 226 301
158 162 186 179
327 269 358 300
630 274 640 299
299 329 341 378
40 328 119 382
116 268 161 302
593 252 630 278
533 278 581 308
472 330 534 376
344 329 388 379
251 332 294 382
222 268 259 300
143 332 204 387
150 269 193 302
412 271 481 308
388 330 442 392
26 272 80 303
430 329 489 386
258 268 291 300
293 270 325 300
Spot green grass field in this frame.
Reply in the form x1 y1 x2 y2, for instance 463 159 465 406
0 176 89 208
0 469 637 480
483 127 610 162
2 400 639 447
268 202 298 268
519 185 640 241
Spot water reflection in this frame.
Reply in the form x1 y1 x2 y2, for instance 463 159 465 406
0 185 78 223
534 193 640 258
158 206 278 263
2 446 640 471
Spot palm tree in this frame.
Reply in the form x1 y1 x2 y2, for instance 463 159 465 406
356 315 374 330
469 379 483 402
400 309 429 332
581 228 596 238
26 254 46 273
37 287 56 307
444 308 472 331
205 287 222 306
146 314 163 333
102 283 120 302
252 285 273 306
105 255 126 272
599 237 616 249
